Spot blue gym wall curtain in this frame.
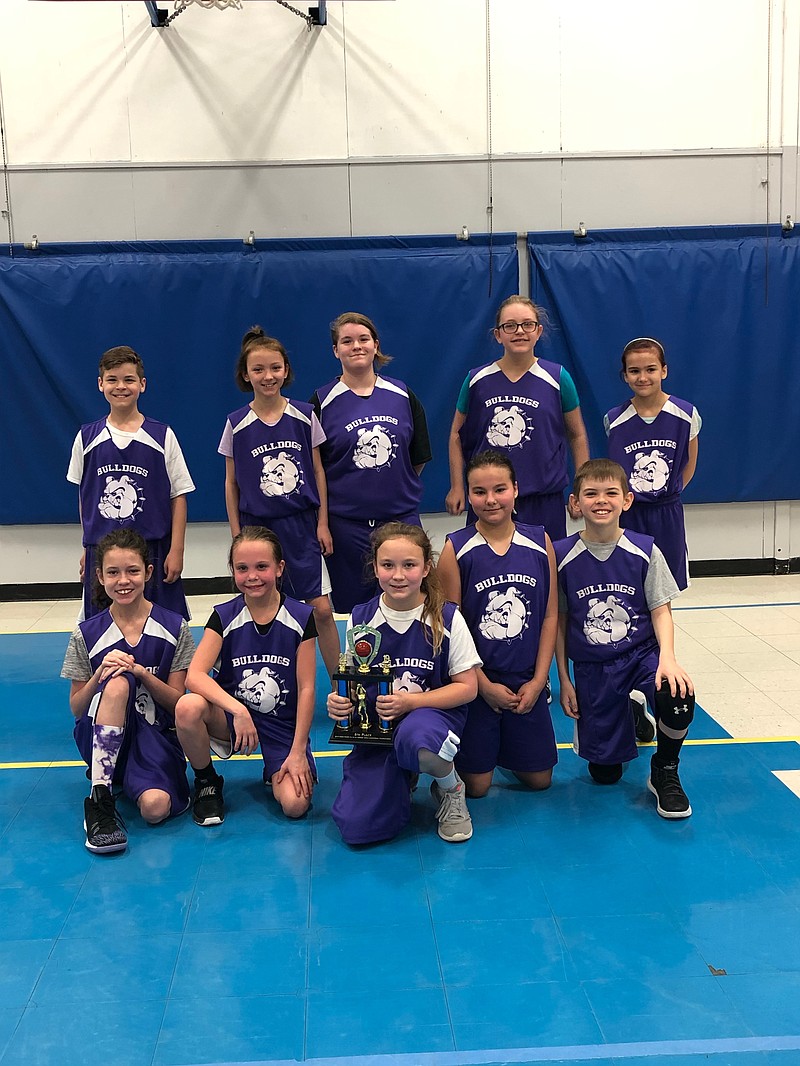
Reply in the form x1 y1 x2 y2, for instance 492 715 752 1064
0 235 518 524
528 225 799 504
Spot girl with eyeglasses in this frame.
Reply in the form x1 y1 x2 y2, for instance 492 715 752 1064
446 295 589 541
604 337 701 591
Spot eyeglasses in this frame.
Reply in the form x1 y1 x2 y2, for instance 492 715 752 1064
497 320 540 335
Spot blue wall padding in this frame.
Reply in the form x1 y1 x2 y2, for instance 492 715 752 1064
528 224 799 504
0 235 518 524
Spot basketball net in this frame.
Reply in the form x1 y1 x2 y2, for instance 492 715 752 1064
174 0 243 10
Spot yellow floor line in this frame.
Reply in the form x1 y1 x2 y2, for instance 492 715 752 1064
1 734 798 771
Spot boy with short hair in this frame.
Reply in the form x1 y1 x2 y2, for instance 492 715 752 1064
67 345 195 620
554 459 695 818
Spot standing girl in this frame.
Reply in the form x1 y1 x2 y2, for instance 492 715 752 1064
61 529 195 854
446 295 589 542
605 337 701 590
219 326 339 677
439 451 558 797
311 312 432 614
175 527 317 825
328 523 481 845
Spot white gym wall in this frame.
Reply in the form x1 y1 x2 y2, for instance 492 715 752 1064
0 0 796 586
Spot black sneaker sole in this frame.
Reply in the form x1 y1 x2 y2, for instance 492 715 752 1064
647 777 692 819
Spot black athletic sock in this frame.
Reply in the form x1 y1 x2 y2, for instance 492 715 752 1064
194 761 220 784
652 731 684 769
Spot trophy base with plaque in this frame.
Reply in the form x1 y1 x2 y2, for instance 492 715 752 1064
329 626 396 747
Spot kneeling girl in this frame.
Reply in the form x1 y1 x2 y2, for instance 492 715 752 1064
438 450 558 797
328 523 481 845
62 529 195 854
176 526 317 825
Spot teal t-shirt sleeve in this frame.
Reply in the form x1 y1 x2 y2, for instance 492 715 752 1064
455 373 472 415
559 367 580 413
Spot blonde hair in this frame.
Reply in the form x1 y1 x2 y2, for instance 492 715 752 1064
370 522 445 656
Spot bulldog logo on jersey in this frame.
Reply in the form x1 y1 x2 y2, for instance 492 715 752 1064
260 452 303 498
630 449 671 494
478 586 529 642
134 687 156 725
583 595 633 645
393 670 426 694
235 667 287 716
485 405 533 450
352 424 397 470
98 475 144 522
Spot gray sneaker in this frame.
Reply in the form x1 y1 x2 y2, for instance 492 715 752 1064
431 774 473 842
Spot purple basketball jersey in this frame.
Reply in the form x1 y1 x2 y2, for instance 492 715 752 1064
79 603 186 730
555 531 656 663
76 417 173 544
605 396 696 505
447 523 550 689
227 401 320 519
459 359 568 495
315 375 423 520
212 594 313 725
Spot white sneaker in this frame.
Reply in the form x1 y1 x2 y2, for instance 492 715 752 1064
431 774 473 842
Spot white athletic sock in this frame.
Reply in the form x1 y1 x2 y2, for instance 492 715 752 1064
434 766 458 791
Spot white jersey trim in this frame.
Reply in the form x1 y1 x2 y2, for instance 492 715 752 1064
319 380 351 411
143 615 179 647
374 377 409 399
529 362 560 391
469 363 503 389
276 603 305 638
557 538 587 571
86 618 124 660
605 404 639 433
662 398 694 425
284 402 312 427
618 532 651 564
454 531 486 561
512 529 548 555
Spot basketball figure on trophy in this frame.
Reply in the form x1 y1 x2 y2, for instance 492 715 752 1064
329 625 395 745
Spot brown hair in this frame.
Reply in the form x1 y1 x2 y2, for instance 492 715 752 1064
228 525 284 579
369 522 445 655
235 326 294 392
621 336 666 374
330 312 392 368
466 448 518 487
572 459 630 497
93 529 151 608
98 345 145 379
494 295 549 332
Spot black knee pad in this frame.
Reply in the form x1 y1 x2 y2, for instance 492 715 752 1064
588 761 623 785
654 680 695 730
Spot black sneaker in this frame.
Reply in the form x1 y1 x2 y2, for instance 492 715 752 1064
630 690 656 743
193 775 225 826
647 759 692 819
83 784 128 854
